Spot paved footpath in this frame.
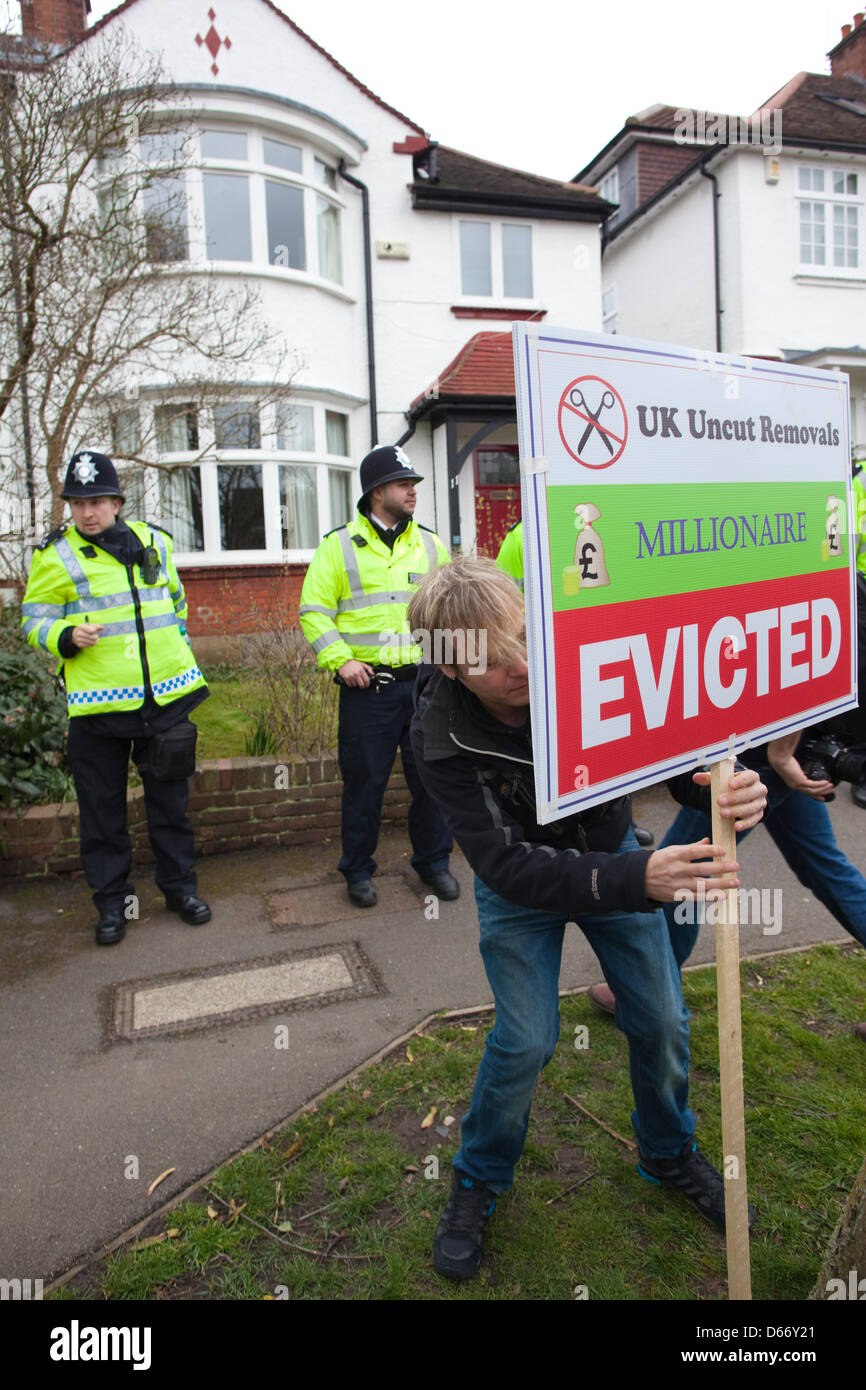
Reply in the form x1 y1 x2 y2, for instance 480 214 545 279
1 784 863 1284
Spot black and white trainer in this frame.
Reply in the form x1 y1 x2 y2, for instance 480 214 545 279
433 1169 498 1280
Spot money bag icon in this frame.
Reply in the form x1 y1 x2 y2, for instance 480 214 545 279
564 503 610 595
823 494 843 560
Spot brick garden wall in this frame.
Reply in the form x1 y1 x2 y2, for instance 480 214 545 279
0 754 410 880
179 563 308 640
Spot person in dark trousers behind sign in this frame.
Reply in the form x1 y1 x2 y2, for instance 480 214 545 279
408 556 768 1281
619 735 866 1041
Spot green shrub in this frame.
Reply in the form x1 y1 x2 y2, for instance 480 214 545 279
0 603 73 809
243 713 278 757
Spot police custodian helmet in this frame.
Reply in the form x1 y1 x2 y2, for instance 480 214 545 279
61 450 125 501
357 444 423 508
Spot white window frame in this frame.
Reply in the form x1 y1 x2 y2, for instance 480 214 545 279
795 162 864 279
600 166 619 205
137 396 355 563
454 216 537 304
147 122 346 286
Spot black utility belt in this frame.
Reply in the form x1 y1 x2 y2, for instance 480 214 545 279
333 663 419 690
370 664 420 683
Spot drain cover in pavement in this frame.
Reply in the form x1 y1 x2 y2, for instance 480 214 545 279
108 940 381 1041
269 873 422 927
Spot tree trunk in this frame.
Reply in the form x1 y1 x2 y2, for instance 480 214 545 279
809 1154 866 1299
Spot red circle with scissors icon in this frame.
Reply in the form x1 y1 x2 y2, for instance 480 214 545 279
558 375 628 468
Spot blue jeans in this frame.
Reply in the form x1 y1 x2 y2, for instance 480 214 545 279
453 830 695 1191
661 768 866 968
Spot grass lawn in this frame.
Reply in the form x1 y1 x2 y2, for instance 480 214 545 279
53 943 866 1302
190 668 264 759
191 665 338 760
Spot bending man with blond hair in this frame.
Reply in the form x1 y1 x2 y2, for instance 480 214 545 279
408 556 767 1281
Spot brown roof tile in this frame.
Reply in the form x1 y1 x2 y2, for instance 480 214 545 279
412 332 515 409
412 145 609 219
764 71 866 147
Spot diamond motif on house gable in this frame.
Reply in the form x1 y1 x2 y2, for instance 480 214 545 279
195 8 232 77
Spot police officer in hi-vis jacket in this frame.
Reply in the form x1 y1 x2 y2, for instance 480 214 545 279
21 450 211 946
299 444 458 910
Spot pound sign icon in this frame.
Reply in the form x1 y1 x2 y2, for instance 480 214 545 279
579 540 598 581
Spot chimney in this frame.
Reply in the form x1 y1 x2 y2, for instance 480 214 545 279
829 13 866 78
19 0 90 47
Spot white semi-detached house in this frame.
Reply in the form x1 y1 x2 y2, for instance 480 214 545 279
578 12 866 461
10 0 608 641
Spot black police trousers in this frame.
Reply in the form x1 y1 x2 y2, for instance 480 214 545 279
336 678 452 883
67 716 198 914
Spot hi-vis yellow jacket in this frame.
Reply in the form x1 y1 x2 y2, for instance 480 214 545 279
853 465 866 576
495 519 524 590
299 511 450 670
21 521 206 717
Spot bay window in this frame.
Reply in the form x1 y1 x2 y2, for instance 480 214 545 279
328 467 351 529
264 137 303 173
218 464 266 551
266 179 306 269
112 407 141 457
142 398 351 557
159 466 204 552
280 465 318 549
137 124 343 282
203 171 252 261
155 404 199 453
325 409 349 455
196 126 342 281
142 174 188 263
277 402 314 452
214 403 261 450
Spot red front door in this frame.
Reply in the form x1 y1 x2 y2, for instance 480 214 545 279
474 447 521 557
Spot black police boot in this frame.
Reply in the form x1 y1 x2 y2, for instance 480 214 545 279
95 908 126 947
852 780 866 809
166 894 212 925
419 869 460 901
347 879 377 909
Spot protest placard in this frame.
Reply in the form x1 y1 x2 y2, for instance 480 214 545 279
513 323 858 823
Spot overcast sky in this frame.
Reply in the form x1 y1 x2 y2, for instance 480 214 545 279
4 0 854 178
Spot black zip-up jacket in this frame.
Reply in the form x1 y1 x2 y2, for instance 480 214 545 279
410 666 710 920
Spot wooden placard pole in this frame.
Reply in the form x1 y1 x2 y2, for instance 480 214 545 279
711 756 752 1301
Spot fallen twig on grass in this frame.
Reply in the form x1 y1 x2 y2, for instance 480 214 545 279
374 1080 419 1115
564 1094 636 1151
545 1171 599 1206
203 1186 383 1262
295 1198 340 1225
